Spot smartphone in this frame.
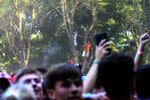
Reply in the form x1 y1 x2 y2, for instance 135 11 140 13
95 32 111 55
141 30 150 40
95 32 108 46
142 35 149 40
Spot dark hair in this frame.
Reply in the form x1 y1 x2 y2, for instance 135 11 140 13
136 64 150 99
44 63 82 89
15 67 41 83
96 53 134 97
0 78 11 93
34 67 47 75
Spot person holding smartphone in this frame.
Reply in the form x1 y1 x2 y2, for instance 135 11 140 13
134 31 150 71
82 38 111 100
83 32 111 93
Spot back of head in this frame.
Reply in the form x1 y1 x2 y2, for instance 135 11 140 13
136 64 150 99
96 53 134 98
44 63 82 89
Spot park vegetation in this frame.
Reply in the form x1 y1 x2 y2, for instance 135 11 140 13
0 0 150 73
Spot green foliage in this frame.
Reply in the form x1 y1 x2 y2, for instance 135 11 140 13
0 0 150 72
74 5 93 27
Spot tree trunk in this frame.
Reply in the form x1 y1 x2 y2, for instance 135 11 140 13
61 0 78 62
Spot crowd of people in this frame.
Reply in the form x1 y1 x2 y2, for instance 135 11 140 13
0 31 150 100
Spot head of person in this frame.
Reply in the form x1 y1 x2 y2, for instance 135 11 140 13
44 63 82 100
136 64 150 99
0 72 11 96
15 67 43 100
1 84 36 100
34 67 50 100
96 53 134 99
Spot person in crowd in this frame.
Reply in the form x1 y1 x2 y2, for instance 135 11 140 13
134 31 150 71
1 83 36 100
0 72 12 97
35 67 50 100
134 31 150 100
135 64 150 100
82 39 111 100
96 53 134 100
83 38 134 100
83 39 111 93
14 67 44 100
44 63 82 100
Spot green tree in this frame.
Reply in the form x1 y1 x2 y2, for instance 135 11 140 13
0 0 42 67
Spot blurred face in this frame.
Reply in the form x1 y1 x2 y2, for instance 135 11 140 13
17 73 43 100
49 78 82 100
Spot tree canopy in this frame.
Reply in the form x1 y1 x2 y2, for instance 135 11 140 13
0 0 149 73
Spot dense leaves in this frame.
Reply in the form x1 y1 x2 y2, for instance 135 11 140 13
0 0 149 72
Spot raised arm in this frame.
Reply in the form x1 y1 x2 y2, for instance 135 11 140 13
83 39 111 93
134 32 150 71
